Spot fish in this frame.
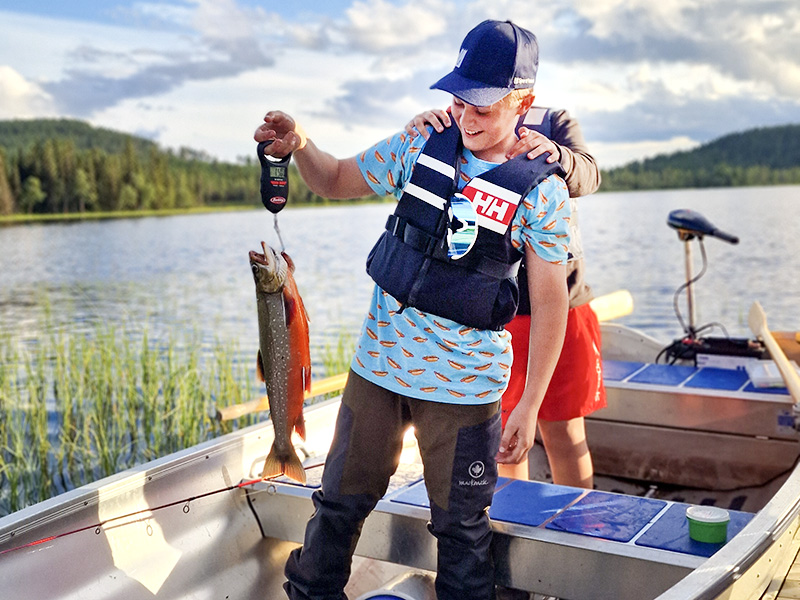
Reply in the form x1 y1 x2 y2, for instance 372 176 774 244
249 242 311 484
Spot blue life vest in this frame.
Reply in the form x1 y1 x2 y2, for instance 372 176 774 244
366 123 562 331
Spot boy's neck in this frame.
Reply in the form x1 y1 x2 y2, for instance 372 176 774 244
467 133 517 163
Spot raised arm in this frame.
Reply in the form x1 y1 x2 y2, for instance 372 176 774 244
540 109 601 197
404 107 601 198
254 111 373 200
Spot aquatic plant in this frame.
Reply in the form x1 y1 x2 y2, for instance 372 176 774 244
0 324 262 516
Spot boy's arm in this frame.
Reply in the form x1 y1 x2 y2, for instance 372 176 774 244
508 109 600 197
547 109 601 197
255 110 373 200
405 107 601 198
496 248 568 464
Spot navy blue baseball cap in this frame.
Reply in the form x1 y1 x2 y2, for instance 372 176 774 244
431 20 539 107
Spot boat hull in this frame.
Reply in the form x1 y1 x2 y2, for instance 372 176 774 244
2 323 800 599
588 324 799 491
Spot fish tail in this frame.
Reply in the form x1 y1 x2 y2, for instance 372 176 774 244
260 445 283 480
260 443 307 485
283 449 307 485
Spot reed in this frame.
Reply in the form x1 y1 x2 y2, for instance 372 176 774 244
0 322 262 516
318 330 356 401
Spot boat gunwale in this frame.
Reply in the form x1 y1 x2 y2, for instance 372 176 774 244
654 456 800 599
3 392 800 599
0 398 305 545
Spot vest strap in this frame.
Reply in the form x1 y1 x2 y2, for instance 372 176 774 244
387 214 441 255
385 214 520 280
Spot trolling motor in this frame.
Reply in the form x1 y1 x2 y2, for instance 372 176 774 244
661 209 766 365
257 140 290 250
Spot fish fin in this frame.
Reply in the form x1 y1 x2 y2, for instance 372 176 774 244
260 445 283 479
260 444 307 485
294 413 306 441
283 289 299 327
256 350 265 382
282 251 296 273
283 449 307 484
296 291 311 324
303 366 312 394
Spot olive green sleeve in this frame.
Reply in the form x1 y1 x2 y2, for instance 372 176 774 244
548 109 602 198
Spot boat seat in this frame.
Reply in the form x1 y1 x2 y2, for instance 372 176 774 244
247 471 753 598
389 477 753 559
603 359 791 397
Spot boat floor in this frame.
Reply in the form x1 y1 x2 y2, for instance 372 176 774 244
258 411 792 595
340 440 793 600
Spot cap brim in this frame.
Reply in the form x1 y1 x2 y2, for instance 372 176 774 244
430 71 512 107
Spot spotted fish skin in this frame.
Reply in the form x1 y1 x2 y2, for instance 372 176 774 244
250 244 311 484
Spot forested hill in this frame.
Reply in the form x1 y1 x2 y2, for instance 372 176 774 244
0 119 159 156
2 118 799 217
601 124 800 191
0 118 375 217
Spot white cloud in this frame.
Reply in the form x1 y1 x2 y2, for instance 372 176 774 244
0 66 56 119
343 0 449 52
593 136 700 170
1 0 799 169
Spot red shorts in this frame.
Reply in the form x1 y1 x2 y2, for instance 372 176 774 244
501 303 607 427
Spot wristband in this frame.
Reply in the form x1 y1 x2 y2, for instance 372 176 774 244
294 122 308 150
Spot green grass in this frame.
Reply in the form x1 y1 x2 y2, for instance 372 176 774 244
0 317 356 517
0 274 363 517
0 323 259 516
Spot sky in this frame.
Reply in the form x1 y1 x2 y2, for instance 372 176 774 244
1 0 799 168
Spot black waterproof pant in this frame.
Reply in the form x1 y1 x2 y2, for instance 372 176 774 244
284 370 501 600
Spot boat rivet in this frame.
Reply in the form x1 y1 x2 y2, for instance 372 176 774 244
268 484 277 495
146 524 153 537
183 503 190 514
95 527 101 535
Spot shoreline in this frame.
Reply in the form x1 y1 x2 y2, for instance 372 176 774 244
0 197 391 226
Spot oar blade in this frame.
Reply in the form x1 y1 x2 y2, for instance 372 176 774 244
748 301 800 405
748 300 768 337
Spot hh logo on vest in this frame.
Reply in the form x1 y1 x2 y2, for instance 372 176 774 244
460 177 521 235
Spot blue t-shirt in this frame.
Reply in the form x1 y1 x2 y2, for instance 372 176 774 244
353 129 571 405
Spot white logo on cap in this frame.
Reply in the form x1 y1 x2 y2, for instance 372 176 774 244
455 48 467 68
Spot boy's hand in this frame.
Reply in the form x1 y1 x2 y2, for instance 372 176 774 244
496 403 537 464
404 108 451 140
507 128 560 162
254 111 308 157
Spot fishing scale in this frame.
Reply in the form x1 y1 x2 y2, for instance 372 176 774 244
257 140 290 251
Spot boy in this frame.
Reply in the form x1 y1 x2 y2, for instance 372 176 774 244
254 20 570 600
406 102 606 489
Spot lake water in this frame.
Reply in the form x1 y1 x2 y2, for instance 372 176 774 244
1 185 798 374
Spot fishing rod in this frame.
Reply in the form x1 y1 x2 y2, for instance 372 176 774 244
0 462 325 559
257 140 290 251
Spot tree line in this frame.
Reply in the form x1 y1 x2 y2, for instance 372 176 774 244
0 119 379 217
600 124 800 191
2 119 799 217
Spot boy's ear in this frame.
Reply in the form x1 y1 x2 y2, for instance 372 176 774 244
518 94 536 115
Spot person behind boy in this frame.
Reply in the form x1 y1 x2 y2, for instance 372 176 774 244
405 105 605 488
254 20 570 600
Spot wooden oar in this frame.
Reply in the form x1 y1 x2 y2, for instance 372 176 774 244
748 301 800 403
590 289 634 322
215 372 349 421
216 289 633 422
